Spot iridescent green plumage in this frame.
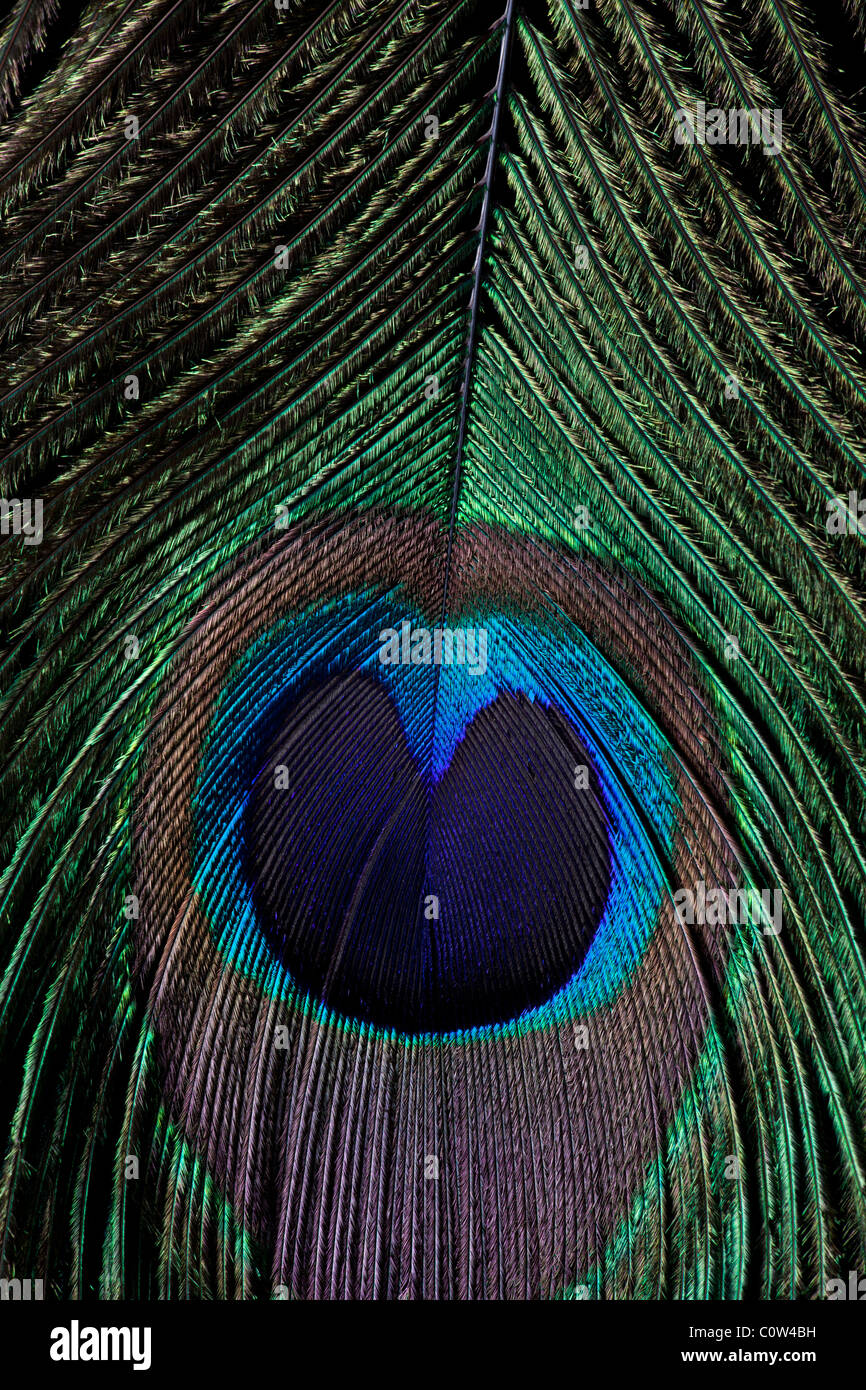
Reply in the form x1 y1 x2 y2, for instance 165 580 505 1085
0 0 865 1300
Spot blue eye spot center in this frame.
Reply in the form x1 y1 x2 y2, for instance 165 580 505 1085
243 672 611 1032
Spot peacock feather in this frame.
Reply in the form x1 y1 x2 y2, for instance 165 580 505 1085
1 0 865 1302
